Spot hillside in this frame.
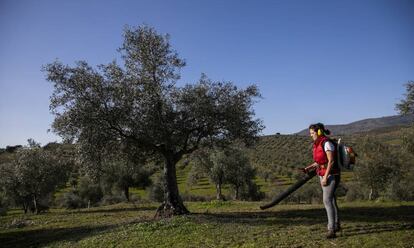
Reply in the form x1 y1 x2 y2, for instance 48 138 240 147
296 114 414 136
2 124 409 201
250 123 409 173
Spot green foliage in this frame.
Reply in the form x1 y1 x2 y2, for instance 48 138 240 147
100 195 128 206
396 81 414 115
77 176 104 206
221 149 258 200
249 135 312 179
386 175 414 201
59 171 137 209
60 192 86 209
147 174 165 203
180 192 211 202
191 146 264 200
0 191 7 216
239 181 265 201
344 182 367 202
0 142 71 213
190 148 227 200
100 156 153 201
27 138 41 148
386 125 414 201
401 124 414 154
353 137 398 200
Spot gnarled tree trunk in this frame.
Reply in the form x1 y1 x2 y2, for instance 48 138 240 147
155 156 189 218
216 183 225 200
124 186 130 202
33 195 38 214
234 187 240 200
23 201 29 214
369 187 374 201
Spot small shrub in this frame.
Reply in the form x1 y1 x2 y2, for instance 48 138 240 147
147 182 164 202
78 176 103 205
239 182 265 201
375 196 388 203
199 200 233 209
9 218 35 228
100 194 127 206
61 192 85 209
24 194 53 214
129 194 142 203
386 174 414 201
344 183 366 202
336 182 348 198
296 182 322 204
29 203 50 214
181 192 212 202
0 195 8 216
0 207 6 216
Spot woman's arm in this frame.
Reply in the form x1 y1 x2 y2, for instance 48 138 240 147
304 162 318 172
321 150 334 186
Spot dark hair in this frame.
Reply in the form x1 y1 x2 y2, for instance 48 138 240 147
309 123 331 135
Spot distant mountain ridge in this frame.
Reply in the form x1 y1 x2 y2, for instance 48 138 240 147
296 114 414 136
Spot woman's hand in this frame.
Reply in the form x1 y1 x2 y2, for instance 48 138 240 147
321 176 328 186
302 163 317 174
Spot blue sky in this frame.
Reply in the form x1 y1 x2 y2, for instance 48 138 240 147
0 0 413 147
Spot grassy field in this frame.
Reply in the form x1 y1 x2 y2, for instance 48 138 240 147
1 201 413 248
1 129 412 247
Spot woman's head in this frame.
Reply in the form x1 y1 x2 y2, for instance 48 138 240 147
309 123 330 141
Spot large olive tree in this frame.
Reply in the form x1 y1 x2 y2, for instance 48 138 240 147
44 25 263 216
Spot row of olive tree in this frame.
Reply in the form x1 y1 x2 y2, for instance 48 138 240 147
347 130 414 201
57 146 155 209
0 140 72 214
346 81 414 201
189 146 264 201
0 140 156 213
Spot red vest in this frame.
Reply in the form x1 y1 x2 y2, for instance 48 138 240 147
313 136 339 176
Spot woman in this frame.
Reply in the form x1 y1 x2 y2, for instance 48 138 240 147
303 123 340 239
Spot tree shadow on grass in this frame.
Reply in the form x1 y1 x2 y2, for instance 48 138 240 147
2 211 24 217
73 206 157 214
4 206 158 218
191 210 326 226
340 223 414 238
0 224 118 248
190 205 414 228
339 205 414 223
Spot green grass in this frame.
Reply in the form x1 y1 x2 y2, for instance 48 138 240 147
1 201 413 247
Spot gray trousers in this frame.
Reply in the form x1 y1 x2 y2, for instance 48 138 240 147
319 174 340 231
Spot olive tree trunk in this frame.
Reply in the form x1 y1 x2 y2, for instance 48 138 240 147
124 186 130 202
155 156 189 217
216 183 224 200
33 195 38 214
234 187 240 200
